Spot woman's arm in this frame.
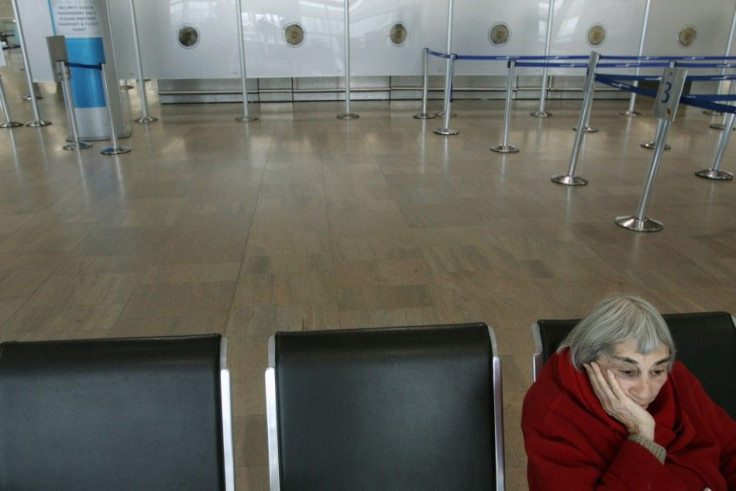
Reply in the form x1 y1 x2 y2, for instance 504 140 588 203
523 404 688 490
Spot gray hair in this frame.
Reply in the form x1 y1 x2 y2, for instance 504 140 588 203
558 295 676 370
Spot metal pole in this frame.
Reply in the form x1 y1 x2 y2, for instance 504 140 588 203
552 51 599 186
433 54 458 135
0 75 23 128
707 3 736 122
10 0 50 127
413 48 435 119
128 0 157 123
622 0 651 117
615 119 670 231
434 0 457 135
491 60 519 153
710 82 736 130
531 0 555 118
337 0 358 119
696 111 735 180
58 61 91 151
235 0 257 122
100 63 131 155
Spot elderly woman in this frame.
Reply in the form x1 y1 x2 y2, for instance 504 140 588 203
522 295 736 490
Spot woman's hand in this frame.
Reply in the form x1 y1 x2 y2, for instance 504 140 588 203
584 361 656 441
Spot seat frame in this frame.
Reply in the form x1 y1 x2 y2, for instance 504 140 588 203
265 325 505 491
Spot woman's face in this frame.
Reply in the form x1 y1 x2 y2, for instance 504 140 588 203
595 339 671 409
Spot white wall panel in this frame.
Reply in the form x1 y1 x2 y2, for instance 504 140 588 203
241 0 344 78
14 0 736 84
644 0 734 57
14 0 54 81
548 0 647 75
452 0 544 76
108 0 240 80
350 0 446 77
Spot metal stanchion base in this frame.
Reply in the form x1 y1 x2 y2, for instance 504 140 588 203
102 146 132 155
435 112 457 118
0 121 23 128
236 116 259 122
22 95 42 100
134 116 158 124
337 113 359 120
551 174 588 186
621 110 640 117
709 123 736 131
640 141 671 150
26 120 52 128
615 216 663 232
413 113 436 120
490 144 520 153
572 126 598 133
695 169 734 180
433 127 459 136
63 141 92 151
530 111 551 118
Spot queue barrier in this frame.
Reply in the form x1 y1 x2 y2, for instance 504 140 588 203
552 56 734 231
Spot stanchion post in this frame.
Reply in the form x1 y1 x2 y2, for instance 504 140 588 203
128 0 157 124
10 0 51 127
710 81 736 130
0 75 23 128
616 67 687 232
552 51 600 186
433 54 458 136
622 0 651 117
57 61 91 151
235 0 257 122
413 48 435 120
491 59 520 153
99 63 132 155
573 61 598 134
707 4 736 122
696 111 735 180
531 0 554 118
337 0 358 120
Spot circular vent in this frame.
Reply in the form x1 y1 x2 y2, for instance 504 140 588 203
177 25 200 49
284 23 305 47
678 26 697 47
489 23 510 47
587 25 606 47
389 23 408 46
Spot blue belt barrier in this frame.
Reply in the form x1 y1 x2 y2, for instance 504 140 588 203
595 73 736 115
65 61 101 71
515 62 588 68
675 62 736 69
427 50 452 59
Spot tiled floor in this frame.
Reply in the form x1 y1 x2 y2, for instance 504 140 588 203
1 54 735 489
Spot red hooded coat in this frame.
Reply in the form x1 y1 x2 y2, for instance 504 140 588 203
522 349 736 490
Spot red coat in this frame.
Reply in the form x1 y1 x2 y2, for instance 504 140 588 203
522 349 736 490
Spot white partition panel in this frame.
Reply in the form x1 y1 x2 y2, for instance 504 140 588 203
108 0 240 80
241 0 344 79
350 0 446 77
644 0 734 56
452 0 544 76
548 0 647 75
14 0 55 81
